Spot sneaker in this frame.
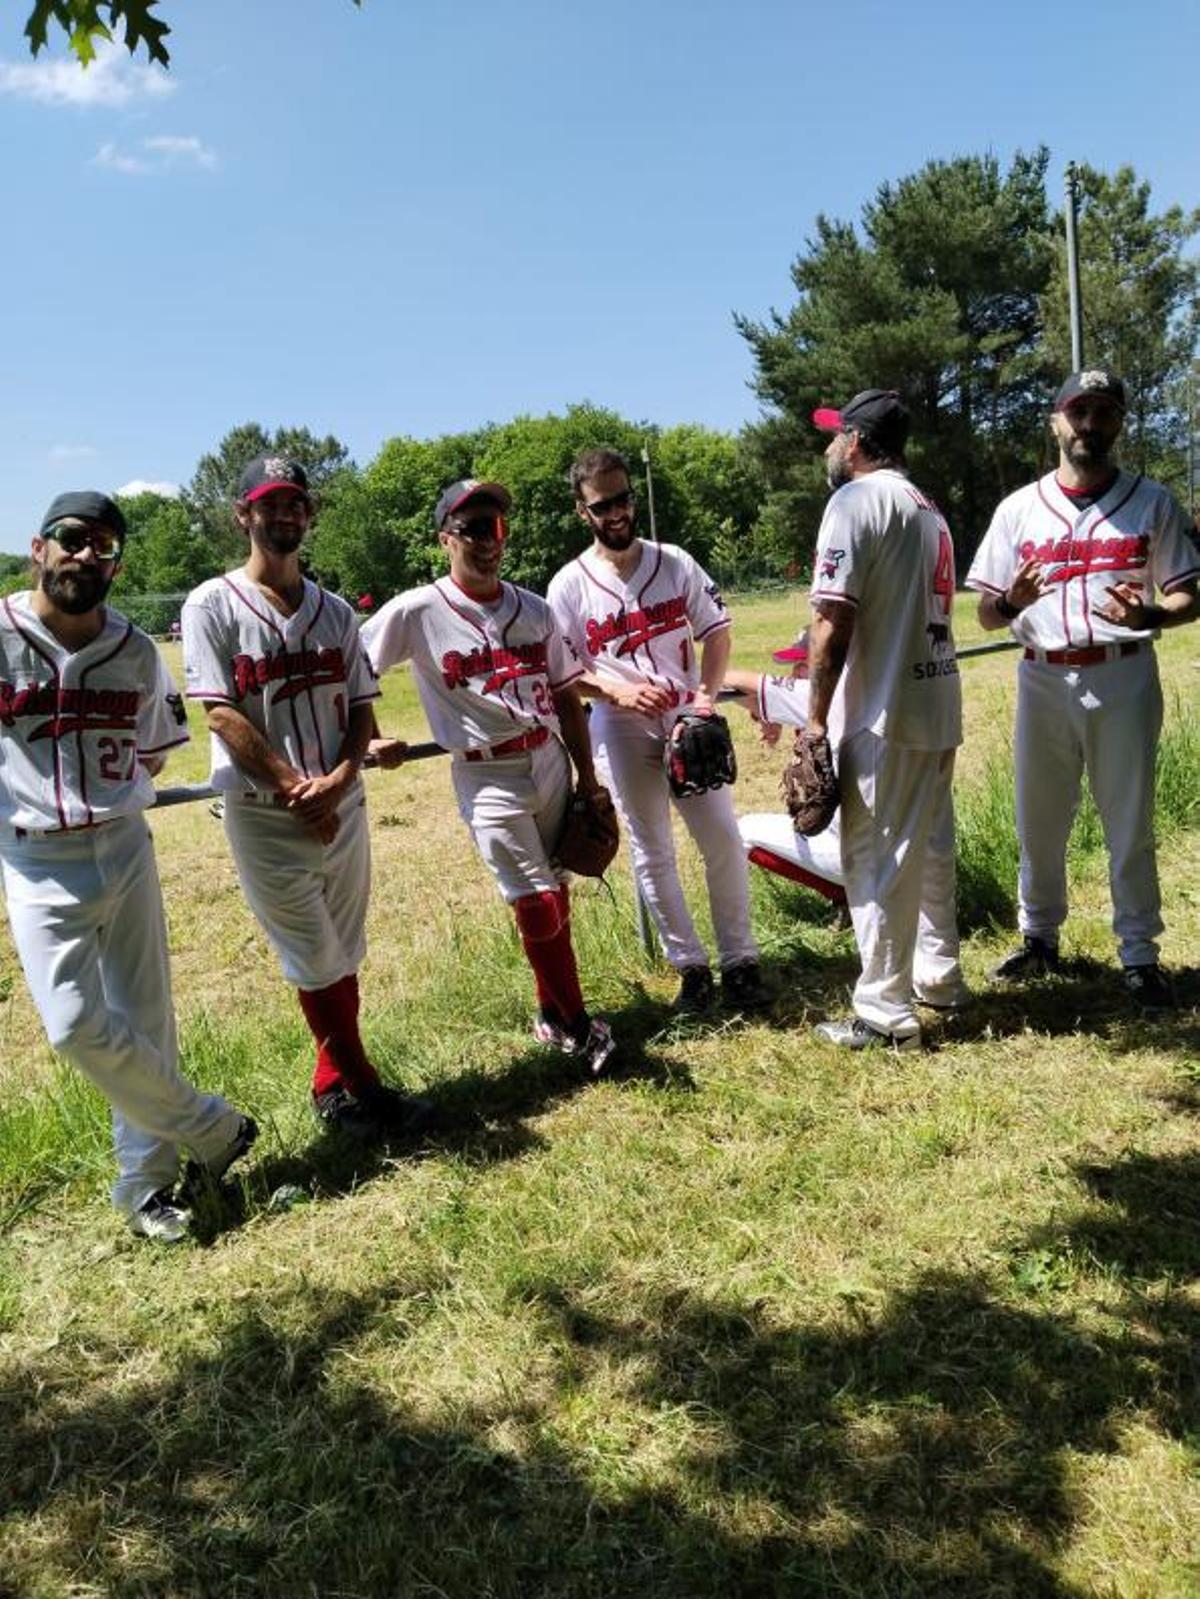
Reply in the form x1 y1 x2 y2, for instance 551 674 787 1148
129 1187 192 1244
989 937 1061 983
533 1009 576 1050
1123 964 1175 1013
673 966 715 1015
721 961 771 1013
575 1017 616 1077
180 1115 258 1196
313 1085 435 1140
313 1086 379 1139
813 1017 922 1052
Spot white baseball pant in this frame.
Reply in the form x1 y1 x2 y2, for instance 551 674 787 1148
838 732 964 1037
0 815 244 1215
594 711 757 971
1015 649 1163 966
222 792 370 989
451 737 572 903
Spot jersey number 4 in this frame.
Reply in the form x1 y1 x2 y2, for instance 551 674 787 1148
931 527 955 617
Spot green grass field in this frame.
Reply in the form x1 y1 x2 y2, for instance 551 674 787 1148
1 593 1197 1598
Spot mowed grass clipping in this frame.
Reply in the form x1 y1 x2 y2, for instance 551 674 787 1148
0 592 1197 1599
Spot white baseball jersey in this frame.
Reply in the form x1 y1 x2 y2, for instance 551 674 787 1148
547 542 730 713
181 573 379 792
966 469 1200 648
361 578 582 749
0 590 188 831
754 673 812 729
811 469 962 751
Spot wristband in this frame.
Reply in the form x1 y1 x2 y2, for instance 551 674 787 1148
995 591 1021 621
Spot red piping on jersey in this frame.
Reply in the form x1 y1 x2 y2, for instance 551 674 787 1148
575 554 625 606
77 622 135 825
297 588 331 776
434 579 523 727
1079 475 1141 645
221 574 287 639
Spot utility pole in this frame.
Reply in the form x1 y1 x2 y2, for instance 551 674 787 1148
1064 162 1084 370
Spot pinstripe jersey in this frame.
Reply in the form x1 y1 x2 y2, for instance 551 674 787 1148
967 469 1200 649
362 577 582 751
547 541 730 713
0 590 188 831
181 572 379 794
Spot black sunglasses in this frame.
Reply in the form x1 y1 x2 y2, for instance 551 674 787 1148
446 513 506 542
583 489 635 518
46 520 123 560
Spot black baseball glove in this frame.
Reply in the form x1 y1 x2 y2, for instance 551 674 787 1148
665 710 738 798
781 729 839 836
553 785 620 877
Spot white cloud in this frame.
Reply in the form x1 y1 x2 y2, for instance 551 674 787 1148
92 133 216 175
49 443 99 461
92 140 149 174
115 480 181 499
0 44 173 108
143 134 216 169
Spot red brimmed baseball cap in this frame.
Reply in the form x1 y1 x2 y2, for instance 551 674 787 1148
772 639 809 664
238 454 311 503
434 478 513 528
812 389 910 453
1053 369 1126 413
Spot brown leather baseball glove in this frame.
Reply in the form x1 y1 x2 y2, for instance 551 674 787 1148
553 785 620 877
781 729 839 836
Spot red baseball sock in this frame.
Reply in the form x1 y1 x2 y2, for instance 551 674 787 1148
513 890 586 1028
298 976 380 1097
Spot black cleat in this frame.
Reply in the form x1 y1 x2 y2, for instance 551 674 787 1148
721 961 771 1013
989 936 1061 983
673 965 715 1015
1123 963 1175 1013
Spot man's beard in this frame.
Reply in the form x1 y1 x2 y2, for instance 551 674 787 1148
826 458 852 491
258 524 305 555
1065 432 1111 470
40 564 112 614
594 518 636 552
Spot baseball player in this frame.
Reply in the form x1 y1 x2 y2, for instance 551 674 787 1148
362 479 615 1075
547 448 767 1016
0 492 256 1243
805 390 968 1050
723 634 845 904
181 456 434 1137
967 369 1199 1008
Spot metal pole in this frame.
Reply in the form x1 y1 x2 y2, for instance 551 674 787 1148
1064 162 1084 370
632 443 661 960
640 443 660 544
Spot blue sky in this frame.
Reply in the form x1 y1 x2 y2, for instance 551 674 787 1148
1 0 1195 551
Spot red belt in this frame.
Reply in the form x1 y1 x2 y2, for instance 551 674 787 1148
463 726 550 763
1024 640 1147 667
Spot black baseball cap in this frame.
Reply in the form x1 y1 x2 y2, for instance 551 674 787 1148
434 478 512 528
812 389 910 454
39 490 127 541
238 454 311 503
1054 369 1126 413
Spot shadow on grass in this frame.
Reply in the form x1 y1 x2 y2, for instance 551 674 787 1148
3 1145 1197 1597
931 962 1200 1059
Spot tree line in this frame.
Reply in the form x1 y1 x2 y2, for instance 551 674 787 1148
7 151 1194 621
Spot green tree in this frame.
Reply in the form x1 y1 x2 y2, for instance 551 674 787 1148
306 432 482 602
653 424 767 583
1042 166 1199 494
473 404 655 590
737 150 1055 563
185 423 351 570
111 491 220 596
23 1 360 66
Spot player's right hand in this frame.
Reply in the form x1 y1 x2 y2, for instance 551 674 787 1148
366 737 409 770
1007 556 1047 609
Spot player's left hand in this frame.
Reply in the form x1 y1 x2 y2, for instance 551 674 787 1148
1098 581 1151 629
754 715 782 749
286 770 348 825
